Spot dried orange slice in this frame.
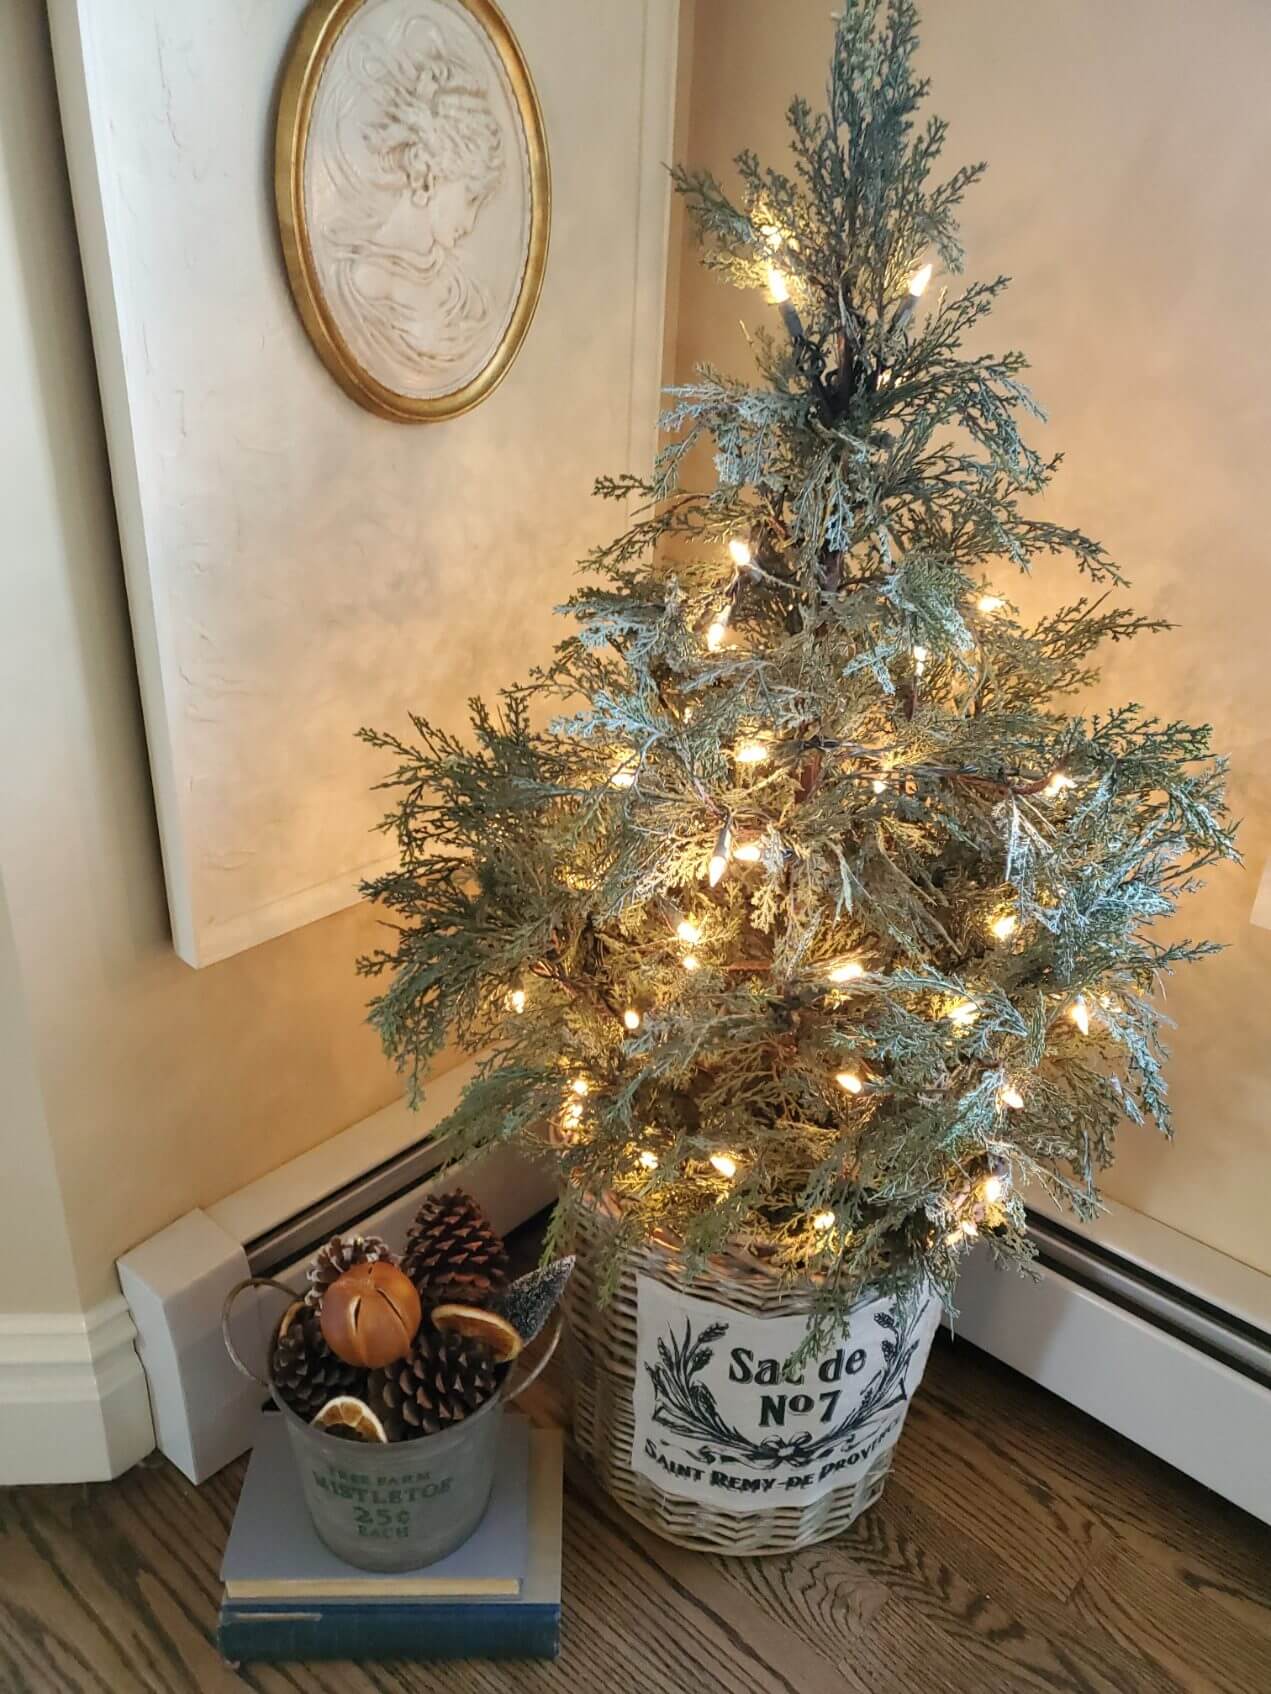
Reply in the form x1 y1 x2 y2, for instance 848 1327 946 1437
430 1304 524 1362
311 1396 389 1443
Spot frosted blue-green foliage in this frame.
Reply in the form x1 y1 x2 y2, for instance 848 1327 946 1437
359 0 1236 1334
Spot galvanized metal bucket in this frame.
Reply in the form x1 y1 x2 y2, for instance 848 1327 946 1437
223 1276 560 1572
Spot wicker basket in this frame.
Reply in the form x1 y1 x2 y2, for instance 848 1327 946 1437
563 1196 938 1555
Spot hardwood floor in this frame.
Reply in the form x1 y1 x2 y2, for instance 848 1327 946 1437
1 1334 1268 1694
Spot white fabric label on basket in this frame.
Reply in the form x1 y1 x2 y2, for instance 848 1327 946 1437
630 1277 940 1512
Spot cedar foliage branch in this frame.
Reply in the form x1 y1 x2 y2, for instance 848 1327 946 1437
359 0 1237 1335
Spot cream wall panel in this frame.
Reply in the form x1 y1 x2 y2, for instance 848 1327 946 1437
56 0 678 966
676 0 1271 1274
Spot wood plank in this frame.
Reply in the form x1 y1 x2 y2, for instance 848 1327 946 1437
921 1334 1271 1626
1071 1538 1271 1694
1097 1515 1271 1657
562 1451 884 1694
851 1477 1179 1694
0 1467 246 1694
893 1349 1116 1603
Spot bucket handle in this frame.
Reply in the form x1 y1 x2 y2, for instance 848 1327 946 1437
503 1311 561 1404
222 1275 298 1389
223 1274 562 1401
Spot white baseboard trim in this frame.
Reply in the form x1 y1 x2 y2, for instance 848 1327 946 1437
0 1296 154 1485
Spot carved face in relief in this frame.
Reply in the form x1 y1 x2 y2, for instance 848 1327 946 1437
302 0 535 402
375 44 505 251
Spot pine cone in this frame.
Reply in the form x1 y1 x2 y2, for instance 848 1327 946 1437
401 1191 509 1306
271 1303 365 1418
305 1233 395 1307
368 1323 499 1439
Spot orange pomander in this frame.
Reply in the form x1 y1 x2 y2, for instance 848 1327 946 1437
319 1260 422 1369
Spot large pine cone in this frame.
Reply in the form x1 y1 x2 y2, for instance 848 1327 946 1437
367 1324 499 1440
305 1233 395 1307
401 1191 509 1306
271 1302 366 1418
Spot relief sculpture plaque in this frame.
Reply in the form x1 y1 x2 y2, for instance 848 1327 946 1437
277 0 550 420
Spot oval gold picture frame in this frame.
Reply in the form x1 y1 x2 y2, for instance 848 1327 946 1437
275 0 550 423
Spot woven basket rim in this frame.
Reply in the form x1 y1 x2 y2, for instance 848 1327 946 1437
571 1180 837 1295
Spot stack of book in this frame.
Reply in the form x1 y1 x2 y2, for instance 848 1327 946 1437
217 1412 562 1663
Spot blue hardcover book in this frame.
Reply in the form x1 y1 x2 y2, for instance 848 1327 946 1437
217 1421 563 1663
216 1596 560 1663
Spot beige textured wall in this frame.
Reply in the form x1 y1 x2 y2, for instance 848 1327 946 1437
0 0 397 1312
0 874 83 1315
677 0 1271 1273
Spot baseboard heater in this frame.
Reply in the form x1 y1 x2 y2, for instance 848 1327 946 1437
121 1096 1270 1526
240 1122 487 1283
119 1059 555 1485
953 1197 1271 1527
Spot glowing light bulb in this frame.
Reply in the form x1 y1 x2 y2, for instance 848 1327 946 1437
990 912 1018 942
564 1102 584 1127
1044 771 1076 799
1000 1085 1024 1111
676 919 702 945
1069 995 1091 1036
829 960 864 983
706 611 730 652
571 1077 590 1097
623 1008 642 1031
977 594 1005 614
508 989 526 1015
836 1071 863 1095
708 823 732 887
948 999 979 1028
812 1209 836 1232
908 261 933 298
610 768 636 789
872 777 887 794
912 644 929 677
961 1219 979 1238
766 265 790 303
760 223 783 251
710 1153 738 1179
982 1174 1005 1204
735 740 769 765
682 954 700 972
639 1150 659 1170
734 840 762 863
728 537 754 569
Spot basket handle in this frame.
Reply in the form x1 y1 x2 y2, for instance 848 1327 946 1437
504 1312 562 1404
222 1276 299 1389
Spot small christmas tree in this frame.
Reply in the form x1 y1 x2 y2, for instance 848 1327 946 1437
359 0 1236 1334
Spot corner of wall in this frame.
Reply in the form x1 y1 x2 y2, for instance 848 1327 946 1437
0 868 155 1482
